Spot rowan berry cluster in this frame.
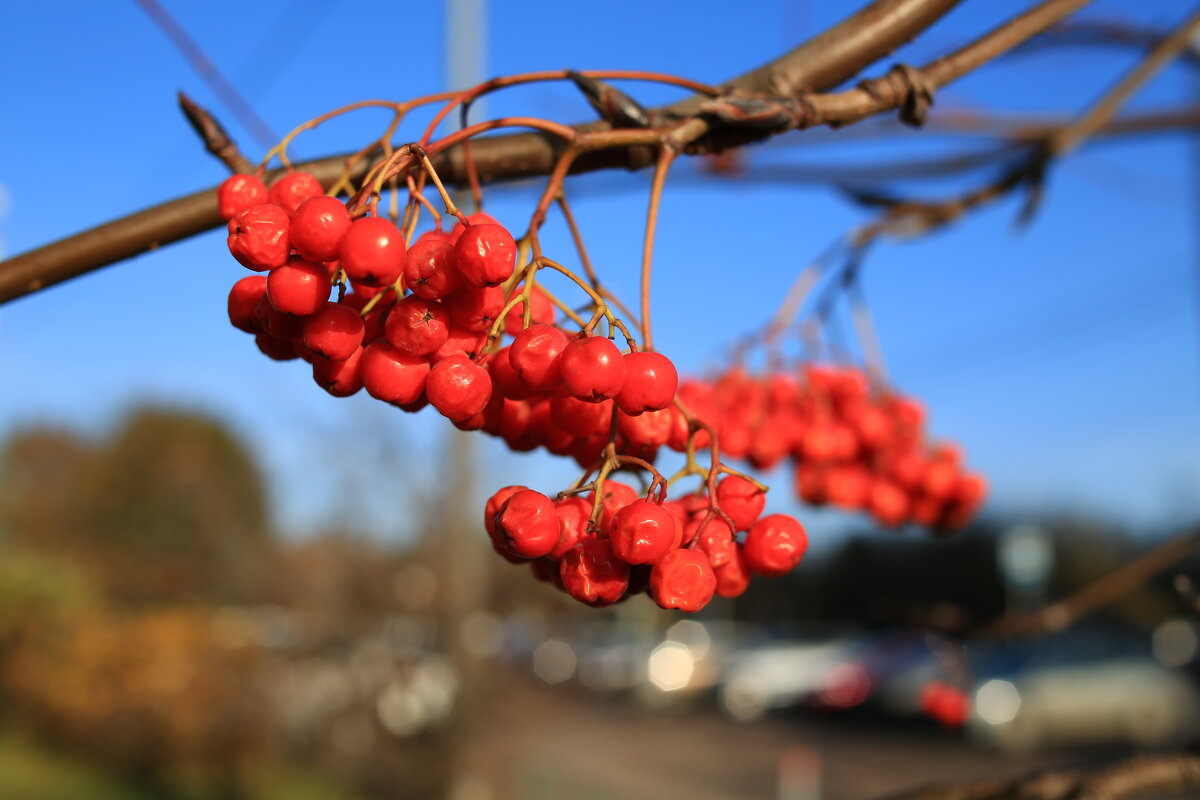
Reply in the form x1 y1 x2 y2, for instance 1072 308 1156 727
219 169 809 614
676 363 986 532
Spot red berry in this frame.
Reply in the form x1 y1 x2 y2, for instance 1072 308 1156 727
650 549 717 612
218 174 269 220
385 295 450 357
339 216 406 287
485 485 527 537
266 257 330 317
551 495 593 559
508 324 568 392
560 335 627 402
743 514 807 577
403 231 462 300
560 539 629 607
715 474 766 531
448 212 499 242
608 499 679 565
269 171 323 216
694 517 736 568
290 195 351 262
313 346 363 397
489 345 536 400
360 341 430 406
431 324 484 363
503 284 556 335
616 406 673 450
426 354 492 421
713 544 751 598
227 203 290 271
494 490 561 559
550 395 612 438
227 275 267 332
255 294 303 339
869 479 909 528
255 331 300 361
591 480 638 531
454 223 516 287
615 351 678 415
444 285 505 332
302 302 365 362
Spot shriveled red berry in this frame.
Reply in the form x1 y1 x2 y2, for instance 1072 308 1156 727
313 346 363 397
228 203 290 271
508 324 568 392
560 539 629 607
302 302 365 361
560 335 627 402
266 257 330 317
551 495 593 559
609 499 679 565
615 351 678 415
454 223 516 287
715 474 766 531
694 517 736 568
485 485 528 537
650 549 717 612
426 354 492 421
227 275 267 332
494 490 561 559
743 514 807 577
360 341 430 406
218 174 269 220
290 195 351 262
385 295 450 357
403 231 462 300
269 171 323 216
444 285 505 332
340 216 406 287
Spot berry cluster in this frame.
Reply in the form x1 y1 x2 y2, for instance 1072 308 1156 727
220 170 811 614
675 364 986 532
485 474 807 612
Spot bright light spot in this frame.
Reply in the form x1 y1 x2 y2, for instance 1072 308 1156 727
648 641 695 692
376 657 458 737
666 619 711 658
1153 618 1199 668
975 679 1021 725
532 639 576 684
817 662 870 709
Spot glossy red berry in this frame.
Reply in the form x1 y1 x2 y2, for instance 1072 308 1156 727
715 474 766 531
426 354 492 422
485 485 528 537
444 285 505 332
227 203 290 271
550 395 611 438
290 195 351 262
227 275 267 332
591 480 638 531
218 174 269 220
551 495 593 559
650 549 717 612
494 490 561 559
266 257 330 317
560 335 626 402
385 295 450 357
713 544 751 598
302 302 365 362
403 232 462 300
339 216 406 287
694 517 737 568
609 499 679 565
312 346 363 397
615 351 678 415
508 324 568 392
360 341 430 406
743 514 807 577
560 539 629 607
269 171 323 216
454 223 516 287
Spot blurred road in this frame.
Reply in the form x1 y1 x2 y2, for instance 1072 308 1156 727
461 670 1082 800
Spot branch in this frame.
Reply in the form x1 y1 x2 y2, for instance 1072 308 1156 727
0 0 1106 304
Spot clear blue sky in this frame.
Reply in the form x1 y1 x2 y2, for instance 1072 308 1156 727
0 1 1197 543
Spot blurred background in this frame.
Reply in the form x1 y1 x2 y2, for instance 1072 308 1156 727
1 1 1199 798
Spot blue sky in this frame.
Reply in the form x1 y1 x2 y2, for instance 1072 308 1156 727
1 1 1197 543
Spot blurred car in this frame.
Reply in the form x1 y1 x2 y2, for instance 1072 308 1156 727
718 633 866 721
